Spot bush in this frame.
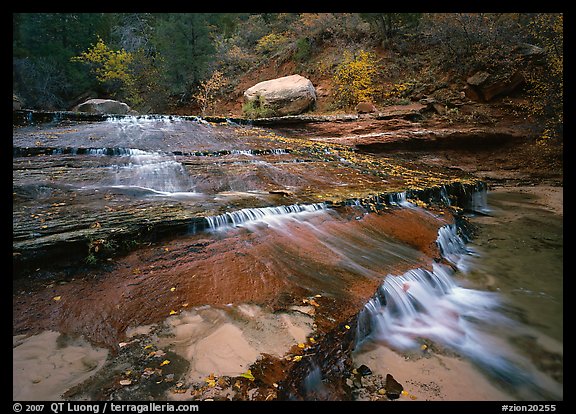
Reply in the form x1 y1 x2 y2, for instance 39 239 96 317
332 49 381 108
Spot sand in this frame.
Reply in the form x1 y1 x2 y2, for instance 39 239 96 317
13 330 108 401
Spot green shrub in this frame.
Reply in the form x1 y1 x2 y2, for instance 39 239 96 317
242 95 276 118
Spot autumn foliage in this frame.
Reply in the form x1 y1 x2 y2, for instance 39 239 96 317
332 50 381 108
71 37 137 102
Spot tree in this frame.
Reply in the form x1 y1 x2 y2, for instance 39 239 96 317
153 13 216 102
360 13 422 41
71 36 138 105
524 13 563 141
13 13 113 109
192 70 229 116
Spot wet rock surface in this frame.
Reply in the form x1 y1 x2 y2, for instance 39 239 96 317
12 110 562 401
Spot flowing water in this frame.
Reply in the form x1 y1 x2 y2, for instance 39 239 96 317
13 115 562 401
353 187 563 401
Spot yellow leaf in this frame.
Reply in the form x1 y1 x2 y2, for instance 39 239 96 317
160 360 170 367
420 344 428 351
53 296 61 301
170 287 176 292
292 355 303 362
401 390 409 396
344 325 351 330
239 370 255 381
169 310 178 315
297 343 306 349
309 337 316 344
144 344 153 350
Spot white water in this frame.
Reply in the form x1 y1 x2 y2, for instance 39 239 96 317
111 150 194 194
205 202 327 230
355 213 563 400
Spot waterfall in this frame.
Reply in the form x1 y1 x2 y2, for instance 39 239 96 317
109 148 195 195
354 195 560 399
205 203 327 230
436 223 477 272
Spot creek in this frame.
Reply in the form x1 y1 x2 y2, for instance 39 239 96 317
12 114 562 401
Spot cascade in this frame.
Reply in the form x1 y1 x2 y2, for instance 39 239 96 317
354 204 561 399
205 203 327 230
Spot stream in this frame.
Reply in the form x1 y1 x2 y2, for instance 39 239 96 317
12 114 562 401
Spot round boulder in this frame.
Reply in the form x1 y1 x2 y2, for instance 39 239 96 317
72 99 131 115
244 74 316 117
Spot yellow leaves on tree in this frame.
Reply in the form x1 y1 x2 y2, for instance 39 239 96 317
332 49 381 109
524 13 563 141
192 70 229 117
255 32 291 54
71 36 138 104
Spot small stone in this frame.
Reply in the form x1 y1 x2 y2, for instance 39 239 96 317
357 364 372 376
385 374 404 400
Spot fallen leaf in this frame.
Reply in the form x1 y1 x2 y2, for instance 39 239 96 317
119 379 132 386
344 325 351 330
308 299 320 307
292 355 303 362
160 360 170 367
239 370 255 381
118 342 129 348
420 344 428 351
53 296 61 301
144 344 153 350
170 287 176 292
169 310 178 315
297 343 306 349
309 337 316 344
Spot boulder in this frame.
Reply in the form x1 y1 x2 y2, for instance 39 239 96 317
464 71 525 102
244 74 316 116
72 99 131 115
13 94 24 111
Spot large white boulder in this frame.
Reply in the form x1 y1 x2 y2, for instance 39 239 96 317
244 74 316 116
72 99 131 114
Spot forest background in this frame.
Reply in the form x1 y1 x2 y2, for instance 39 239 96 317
12 13 563 140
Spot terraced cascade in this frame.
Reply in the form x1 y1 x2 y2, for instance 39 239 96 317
12 113 561 402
